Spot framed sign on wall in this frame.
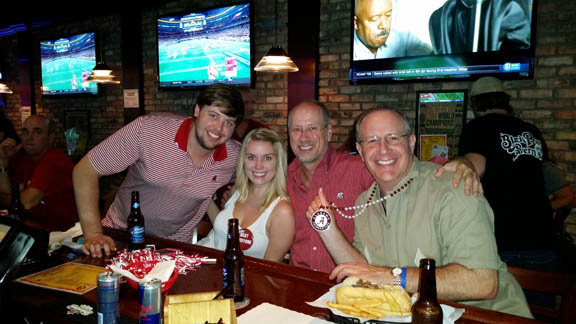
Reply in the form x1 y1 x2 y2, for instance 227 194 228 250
415 90 468 161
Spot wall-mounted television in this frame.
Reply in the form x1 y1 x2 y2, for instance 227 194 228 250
350 0 536 84
157 2 253 88
40 32 98 95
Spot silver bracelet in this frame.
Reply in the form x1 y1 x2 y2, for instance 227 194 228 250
0 167 7 173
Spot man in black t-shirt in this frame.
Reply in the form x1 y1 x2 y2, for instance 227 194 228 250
459 77 555 274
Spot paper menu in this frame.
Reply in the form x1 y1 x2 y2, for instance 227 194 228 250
16 262 107 294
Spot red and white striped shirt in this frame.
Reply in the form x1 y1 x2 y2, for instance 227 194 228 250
90 114 239 243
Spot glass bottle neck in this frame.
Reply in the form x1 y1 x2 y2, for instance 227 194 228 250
130 193 141 213
418 264 438 300
226 221 240 250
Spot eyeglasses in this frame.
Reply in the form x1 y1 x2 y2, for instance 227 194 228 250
289 125 325 135
358 134 409 147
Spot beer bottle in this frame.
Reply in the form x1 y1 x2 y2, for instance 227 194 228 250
222 218 245 302
8 183 26 222
127 191 145 250
412 258 443 324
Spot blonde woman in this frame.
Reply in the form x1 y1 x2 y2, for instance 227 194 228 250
198 128 294 262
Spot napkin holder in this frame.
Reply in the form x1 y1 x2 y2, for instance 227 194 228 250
164 291 237 324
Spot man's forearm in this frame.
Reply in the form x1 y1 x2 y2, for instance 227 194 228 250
320 225 366 265
392 263 497 302
73 157 104 237
435 264 498 301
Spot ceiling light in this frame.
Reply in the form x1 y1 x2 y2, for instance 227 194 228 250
0 81 13 94
87 62 120 84
254 0 298 73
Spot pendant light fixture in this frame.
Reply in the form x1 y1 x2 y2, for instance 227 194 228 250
254 0 298 72
86 62 120 84
0 72 12 94
87 35 120 84
0 82 13 94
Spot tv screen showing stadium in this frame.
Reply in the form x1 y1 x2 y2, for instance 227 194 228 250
157 2 252 88
40 32 98 95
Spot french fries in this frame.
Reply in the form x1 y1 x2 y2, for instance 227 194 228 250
328 277 412 319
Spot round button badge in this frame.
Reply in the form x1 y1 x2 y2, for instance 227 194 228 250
310 209 332 232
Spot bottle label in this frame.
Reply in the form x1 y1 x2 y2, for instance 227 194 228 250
130 225 145 243
240 266 245 288
223 265 229 287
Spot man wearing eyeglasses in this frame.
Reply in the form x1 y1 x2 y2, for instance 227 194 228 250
287 100 482 274
306 108 531 318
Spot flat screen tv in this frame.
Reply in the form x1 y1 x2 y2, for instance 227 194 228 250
157 2 252 88
350 0 536 83
40 32 98 95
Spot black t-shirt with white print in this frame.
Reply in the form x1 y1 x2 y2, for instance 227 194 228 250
459 113 554 250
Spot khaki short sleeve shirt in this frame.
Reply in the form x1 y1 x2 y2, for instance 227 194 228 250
353 160 531 318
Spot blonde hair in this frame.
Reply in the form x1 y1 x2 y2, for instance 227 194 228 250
233 128 289 211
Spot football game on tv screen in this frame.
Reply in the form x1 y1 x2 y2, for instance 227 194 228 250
350 0 536 83
157 2 252 88
40 32 98 95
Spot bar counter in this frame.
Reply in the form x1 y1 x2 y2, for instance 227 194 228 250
7 228 542 324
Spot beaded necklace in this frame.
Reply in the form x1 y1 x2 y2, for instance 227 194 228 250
328 178 414 219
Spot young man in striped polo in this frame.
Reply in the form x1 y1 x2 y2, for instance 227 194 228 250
73 83 244 257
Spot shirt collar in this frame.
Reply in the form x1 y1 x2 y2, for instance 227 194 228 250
174 117 228 162
288 145 337 178
319 145 337 174
373 159 420 197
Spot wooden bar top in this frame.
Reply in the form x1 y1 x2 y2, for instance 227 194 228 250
7 228 543 324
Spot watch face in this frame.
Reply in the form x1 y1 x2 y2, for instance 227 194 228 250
392 268 402 276
310 209 332 232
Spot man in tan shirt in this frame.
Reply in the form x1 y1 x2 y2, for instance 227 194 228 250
306 108 532 318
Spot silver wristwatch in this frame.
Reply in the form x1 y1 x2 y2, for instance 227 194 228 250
392 267 402 286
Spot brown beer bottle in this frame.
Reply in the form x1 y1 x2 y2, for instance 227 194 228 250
8 183 26 222
127 191 145 250
412 258 443 324
222 218 245 302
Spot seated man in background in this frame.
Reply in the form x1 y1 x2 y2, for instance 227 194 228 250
73 83 244 257
307 108 532 318
0 115 77 232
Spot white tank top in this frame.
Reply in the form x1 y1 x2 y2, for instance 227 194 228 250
197 190 281 259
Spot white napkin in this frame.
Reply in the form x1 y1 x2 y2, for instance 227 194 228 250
48 222 84 253
306 283 465 324
109 260 175 284
238 302 334 324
